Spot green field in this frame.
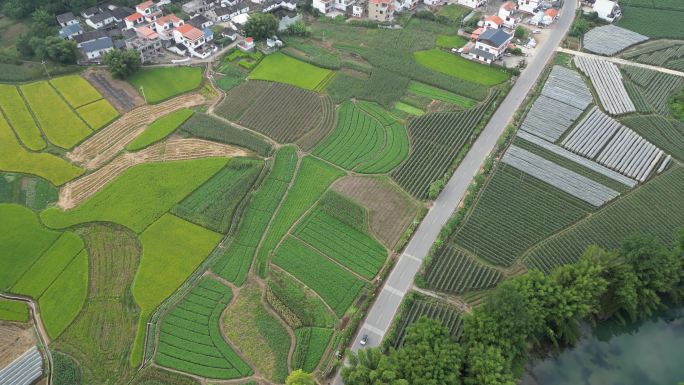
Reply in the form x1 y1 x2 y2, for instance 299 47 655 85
414 49 509 86
0 84 45 150
293 327 333 372
39 249 88 338
212 147 297 285
41 158 228 233
272 236 367 316
617 6 684 39
20 81 92 149
394 101 425 116
156 278 252 379
0 299 29 322
11 232 84 298
407 81 476 108
172 158 262 233
525 165 684 273
452 165 593 266
294 206 387 279
436 4 471 22
267 270 335 329
76 99 120 130
248 52 335 92
0 173 58 210
131 214 222 367
255 156 345 277
50 75 103 108
314 101 409 173
0 204 62 289
223 282 290 382
0 113 83 185
436 35 468 49
127 109 194 151
179 112 272 157
129 67 203 103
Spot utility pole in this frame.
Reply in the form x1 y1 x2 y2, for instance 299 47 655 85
140 85 147 104
41 60 51 79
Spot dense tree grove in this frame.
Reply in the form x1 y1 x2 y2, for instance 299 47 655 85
343 230 684 385
103 50 141 79
1 0 137 19
243 13 278 40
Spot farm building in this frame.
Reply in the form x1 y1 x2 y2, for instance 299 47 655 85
86 10 116 29
457 0 488 8
469 27 513 64
499 1 518 28
593 0 622 22
136 0 162 22
484 15 504 29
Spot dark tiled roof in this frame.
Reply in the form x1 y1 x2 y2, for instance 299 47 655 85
111 7 135 20
59 23 83 38
470 47 496 60
81 36 114 52
89 10 115 24
187 14 210 27
57 12 77 24
74 29 108 44
478 28 511 47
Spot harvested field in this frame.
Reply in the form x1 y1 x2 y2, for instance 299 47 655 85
237 83 326 144
583 25 648 56
83 69 144 113
520 66 593 142
573 56 635 115
67 93 205 169
332 176 420 249
215 81 272 121
0 322 36 369
59 138 247 209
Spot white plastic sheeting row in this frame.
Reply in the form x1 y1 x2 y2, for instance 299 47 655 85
583 25 649 56
574 56 636 115
0 346 42 385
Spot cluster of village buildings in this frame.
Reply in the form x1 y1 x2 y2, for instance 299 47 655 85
55 0 622 64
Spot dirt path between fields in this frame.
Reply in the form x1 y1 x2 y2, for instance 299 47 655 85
67 93 206 170
58 138 248 209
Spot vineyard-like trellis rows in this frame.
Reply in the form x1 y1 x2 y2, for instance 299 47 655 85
574 56 635 115
620 115 684 162
502 146 620 206
524 165 684 273
452 165 593 266
392 90 499 199
392 299 463 349
622 66 683 115
425 245 502 294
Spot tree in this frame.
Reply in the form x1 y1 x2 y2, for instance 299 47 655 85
464 344 515 385
286 369 315 385
103 50 141 79
514 26 526 39
244 13 278 41
43 37 79 64
286 20 308 36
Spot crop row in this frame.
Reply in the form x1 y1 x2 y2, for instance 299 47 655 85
155 277 252 379
574 56 635 115
452 165 592 266
254 156 344 277
623 66 683 115
180 112 272 156
294 207 387 279
596 124 663 182
272 236 367 316
392 90 499 199
425 245 502 294
318 190 368 232
212 146 297 285
583 25 648 56
215 80 273 121
525 165 684 273
392 299 463 349
406 81 476 108
238 83 324 144
292 327 333 372
620 115 684 162
297 95 336 151
502 145 620 206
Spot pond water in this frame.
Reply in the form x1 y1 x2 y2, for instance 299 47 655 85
521 306 684 385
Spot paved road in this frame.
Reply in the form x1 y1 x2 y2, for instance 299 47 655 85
557 47 684 78
333 1 577 384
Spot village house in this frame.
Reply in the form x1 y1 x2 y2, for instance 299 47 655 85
86 10 116 29
208 3 250 22
81 6 102 18
56 12 79 27
73 30 109 47
262 0 297 13
457 0 488 9
125 27 163 63
518 0 540 13
238 37 255 52
136 1 162 22
352 0 366 17
59 23 83 39
187 15 214 30
312 0 333 14
153 14 184 40
593 0 621 22
498 1 518 28
484 15 504 29
81 36 114 61
173 24 211 58
469 27 512 64
367 0 394 22
125 12 146 29
543 8 558 25
394 0 417 12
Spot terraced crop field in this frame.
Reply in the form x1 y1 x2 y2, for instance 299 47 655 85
425 246 502 294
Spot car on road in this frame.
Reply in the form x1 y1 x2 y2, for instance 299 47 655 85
360 334 368 346
533 29 542 34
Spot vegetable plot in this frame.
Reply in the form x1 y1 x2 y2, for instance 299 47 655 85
583 25 648 56
425 245 502 294
573 56 635 115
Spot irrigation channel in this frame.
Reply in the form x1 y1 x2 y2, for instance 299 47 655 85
521 305 684 385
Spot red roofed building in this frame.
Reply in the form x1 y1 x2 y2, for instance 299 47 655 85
125 12 145 29
368 0 393 22
484 15 504 29
542 8 558 25
154 13 184 38
136 0 161 22
498 1 518 28
173 23 210 58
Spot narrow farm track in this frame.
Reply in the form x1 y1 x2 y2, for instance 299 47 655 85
66 93 206 169
557 47 684 78
0 293 53 385
410 286 472 315
58 138 247 209
334 1 578 383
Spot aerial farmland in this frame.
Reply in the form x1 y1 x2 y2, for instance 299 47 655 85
1 0 683 385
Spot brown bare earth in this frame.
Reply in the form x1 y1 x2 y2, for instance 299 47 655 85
0 321 36 368
333 176 421 249
83 68 145 113
67 93 206 170
59 138 248 209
